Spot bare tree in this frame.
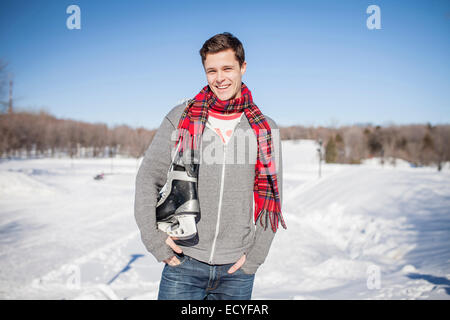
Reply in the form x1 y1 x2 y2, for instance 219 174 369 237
0 60 8 113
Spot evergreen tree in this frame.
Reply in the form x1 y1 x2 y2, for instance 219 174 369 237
325 136 337 163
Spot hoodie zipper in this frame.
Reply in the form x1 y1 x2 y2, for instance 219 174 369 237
208 143 226 264
206 115 243 264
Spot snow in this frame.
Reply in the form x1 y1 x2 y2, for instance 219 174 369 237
0 140 449 300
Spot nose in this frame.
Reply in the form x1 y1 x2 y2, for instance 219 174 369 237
216 70 225 83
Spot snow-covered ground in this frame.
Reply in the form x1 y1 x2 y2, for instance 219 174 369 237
0 140 449 300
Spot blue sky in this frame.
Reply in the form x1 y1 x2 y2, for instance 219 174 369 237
1 0 449 129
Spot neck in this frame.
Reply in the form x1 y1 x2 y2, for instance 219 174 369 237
233 85 242 99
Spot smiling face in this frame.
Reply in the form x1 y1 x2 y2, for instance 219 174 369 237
203 49 247 101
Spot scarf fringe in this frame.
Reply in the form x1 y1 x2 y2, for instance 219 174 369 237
256 209 287 232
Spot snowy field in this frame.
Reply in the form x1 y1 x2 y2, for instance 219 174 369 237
0 140 449 300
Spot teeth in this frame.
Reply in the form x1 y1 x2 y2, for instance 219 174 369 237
217 85 229 89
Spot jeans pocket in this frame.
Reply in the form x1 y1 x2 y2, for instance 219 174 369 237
236 265 255 276
167 253 188 268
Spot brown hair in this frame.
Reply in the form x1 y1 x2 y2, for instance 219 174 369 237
199 32 245 67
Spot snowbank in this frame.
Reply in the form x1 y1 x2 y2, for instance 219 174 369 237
0 141 449 299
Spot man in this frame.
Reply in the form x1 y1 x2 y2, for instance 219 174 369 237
134 32 286 300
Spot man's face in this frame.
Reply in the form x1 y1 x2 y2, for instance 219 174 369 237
203 49 247 101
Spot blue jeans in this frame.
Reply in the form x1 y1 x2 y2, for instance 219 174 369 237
158 253 255 300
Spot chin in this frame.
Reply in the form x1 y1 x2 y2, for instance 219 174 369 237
217 90 238 101
217 94 230 101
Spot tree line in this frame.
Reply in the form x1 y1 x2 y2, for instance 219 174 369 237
0 110 155 158
1 110 449 170
281 123 450 170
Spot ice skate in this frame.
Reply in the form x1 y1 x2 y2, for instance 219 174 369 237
156 148 200 241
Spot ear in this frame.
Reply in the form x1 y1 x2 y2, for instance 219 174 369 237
240 61 247 76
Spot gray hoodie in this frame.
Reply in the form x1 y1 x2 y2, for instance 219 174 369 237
134 102 283 274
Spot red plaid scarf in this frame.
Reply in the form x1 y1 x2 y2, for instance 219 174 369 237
175 83 286 232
